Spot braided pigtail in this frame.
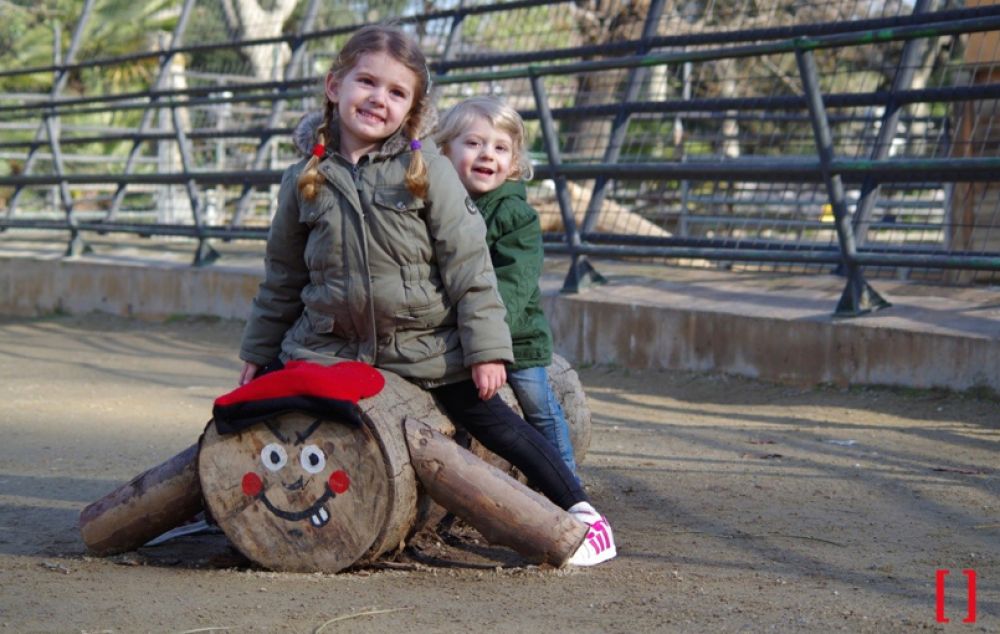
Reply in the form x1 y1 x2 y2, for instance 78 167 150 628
296 100 335 201
404 109 430 199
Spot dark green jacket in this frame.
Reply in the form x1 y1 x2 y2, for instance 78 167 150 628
475 181 552 371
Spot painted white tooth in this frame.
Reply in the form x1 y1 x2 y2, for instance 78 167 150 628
310 513 321 527
319 507 329 521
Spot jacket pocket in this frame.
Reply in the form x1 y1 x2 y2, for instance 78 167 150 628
298 196 325 225
373 187 424 213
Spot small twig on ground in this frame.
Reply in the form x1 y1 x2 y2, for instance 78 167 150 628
175 628 231 634
973 523 1000 529
761 532 846 547
313 608 410 633
366 561 426 571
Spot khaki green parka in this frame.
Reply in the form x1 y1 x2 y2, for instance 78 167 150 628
240 112 513 387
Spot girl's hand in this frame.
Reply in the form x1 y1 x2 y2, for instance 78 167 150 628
471 361 507 400
239 362 260 386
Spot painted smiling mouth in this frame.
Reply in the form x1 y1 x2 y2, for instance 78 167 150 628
256 485 335 527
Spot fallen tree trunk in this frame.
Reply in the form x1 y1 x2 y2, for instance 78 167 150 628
79 443 202 556
404 417 588 566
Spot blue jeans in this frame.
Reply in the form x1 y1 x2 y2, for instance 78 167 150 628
508 366 579 478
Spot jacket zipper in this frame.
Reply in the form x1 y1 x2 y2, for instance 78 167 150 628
351 159 378 366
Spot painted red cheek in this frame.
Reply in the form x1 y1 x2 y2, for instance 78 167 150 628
242 472 263 497
329 470 350 494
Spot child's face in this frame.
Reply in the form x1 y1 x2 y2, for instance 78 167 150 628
444 116 515 196
325 51 419 158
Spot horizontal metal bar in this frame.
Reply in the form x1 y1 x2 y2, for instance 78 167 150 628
6 3 995 87
436 4 1000 71
6 14 1000 122
675 217 943 231
0 219 268 240
0 80 314 117
0 219 971 256
4 156 999 188
2 79 976 127
684 197 943 209
0 170 284 187
532 157 1000 183
5 220 991 270
0 126 297 150
539 83 1000 121
571 232 970 255
1 77 983 126
0 0 562 81
545 243 1000 270
437 14 1000 85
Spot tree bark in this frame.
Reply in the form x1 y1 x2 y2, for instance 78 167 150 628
404 417 588 566
79 443 202 556
231 0 298 80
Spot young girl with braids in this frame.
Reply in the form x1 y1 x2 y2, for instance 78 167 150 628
237 24 616 566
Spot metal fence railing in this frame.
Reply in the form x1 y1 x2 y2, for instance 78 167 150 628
2 0 1000 315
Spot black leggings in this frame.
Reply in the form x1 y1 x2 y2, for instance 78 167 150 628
430 380 587 510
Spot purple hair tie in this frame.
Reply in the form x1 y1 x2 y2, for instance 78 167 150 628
410 139 422 151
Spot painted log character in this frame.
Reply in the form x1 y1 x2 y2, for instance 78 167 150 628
80 356 591 573
199 410 390 573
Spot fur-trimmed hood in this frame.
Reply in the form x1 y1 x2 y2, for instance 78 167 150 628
292 106 440 160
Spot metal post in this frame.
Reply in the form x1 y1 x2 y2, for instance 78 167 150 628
6 0 96 225
229 0 321 227
169 106 217 266
677 60 692 237
430 3 467 104
104 0 196 222
796 47 890 316
530 73 605 293
852 0 935 248
579 0 666 235
47 21 89 257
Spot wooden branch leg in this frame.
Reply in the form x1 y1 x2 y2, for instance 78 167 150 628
404 416 587 566
79 443 203 556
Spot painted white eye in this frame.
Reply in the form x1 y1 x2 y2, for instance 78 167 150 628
261 443 287 472
300 445 326 474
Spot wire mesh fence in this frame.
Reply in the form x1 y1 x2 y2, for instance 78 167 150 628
1 0 999 312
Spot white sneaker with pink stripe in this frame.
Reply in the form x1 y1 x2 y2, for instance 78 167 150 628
567 502 617 566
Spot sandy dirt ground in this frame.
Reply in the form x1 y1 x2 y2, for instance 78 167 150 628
0 313 996 633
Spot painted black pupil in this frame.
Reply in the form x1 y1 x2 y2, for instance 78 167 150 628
269 451 280 464
308 454 319 466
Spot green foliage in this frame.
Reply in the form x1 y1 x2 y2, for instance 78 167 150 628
0 0 179 94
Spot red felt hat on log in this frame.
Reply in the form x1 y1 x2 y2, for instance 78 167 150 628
212 360 385 434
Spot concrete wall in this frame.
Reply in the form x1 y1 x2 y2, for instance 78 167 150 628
2 253 997 393
540 281 999 393
0 256 259 321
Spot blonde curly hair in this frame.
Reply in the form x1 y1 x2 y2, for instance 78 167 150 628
433 96 533 182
